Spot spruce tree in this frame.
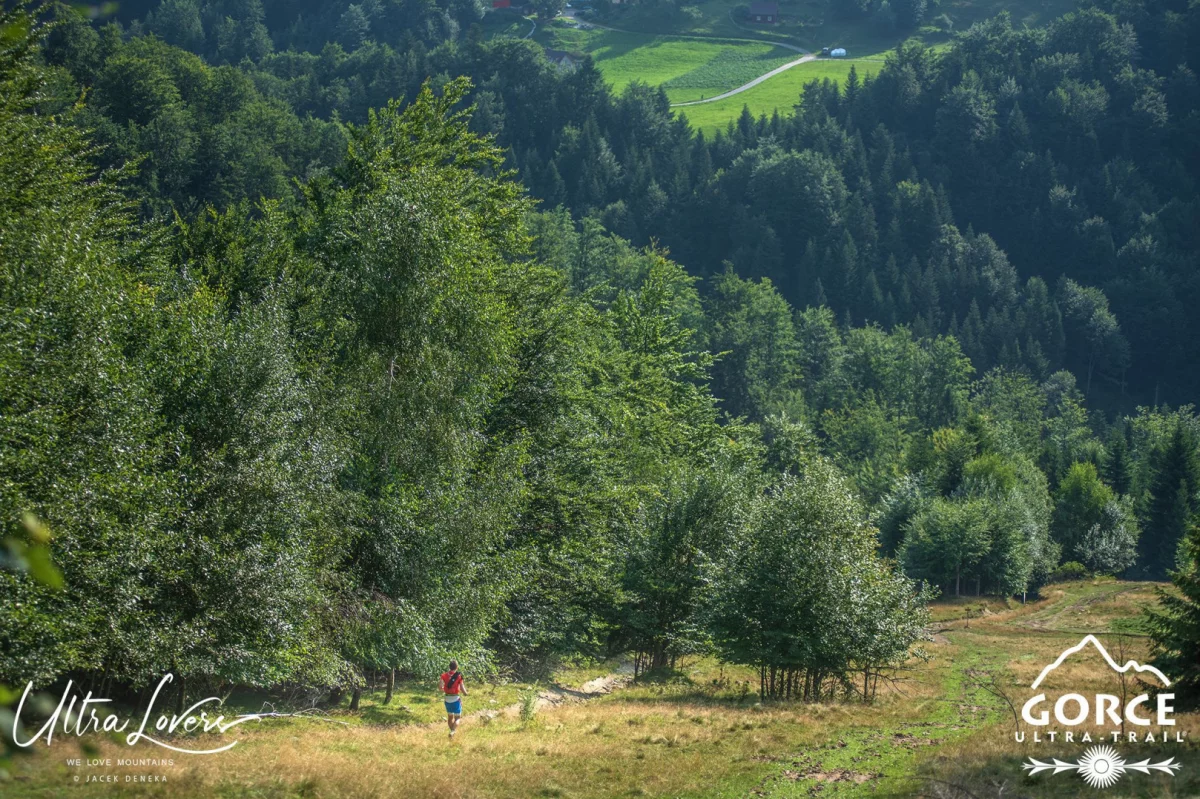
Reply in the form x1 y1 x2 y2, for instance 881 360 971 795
1103 426 1133 496
1146 524 1200 710
1141 422 1200 578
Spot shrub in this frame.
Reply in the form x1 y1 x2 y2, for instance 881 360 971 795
519 688 539 723
1051 561 1090 582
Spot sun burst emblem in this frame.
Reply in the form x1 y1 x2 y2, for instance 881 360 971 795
1023 745 1181 788
1077 746 1125 789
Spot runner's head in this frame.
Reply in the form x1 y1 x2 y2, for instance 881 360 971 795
449 659 458 673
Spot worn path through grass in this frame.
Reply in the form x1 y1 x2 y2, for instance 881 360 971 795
7 581 1195 798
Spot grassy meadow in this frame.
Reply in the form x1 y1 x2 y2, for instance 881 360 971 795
508 0 1081 134
535 19 880 136
9 580 1200 798
535 21 799 100
676 57 883 136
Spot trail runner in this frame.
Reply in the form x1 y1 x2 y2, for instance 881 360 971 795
440 660 467 739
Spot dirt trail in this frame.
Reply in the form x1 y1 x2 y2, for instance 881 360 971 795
1015 583 1146 633
421 663 635 729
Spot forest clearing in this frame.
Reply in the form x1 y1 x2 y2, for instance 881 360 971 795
4 1 1200 797
7 581 1197 798
505 0 1076 132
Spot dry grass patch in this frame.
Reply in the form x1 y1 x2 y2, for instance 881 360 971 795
6 581 1172 798
9 686 958 799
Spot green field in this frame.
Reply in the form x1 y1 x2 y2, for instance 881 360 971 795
676 57 882 136
537 21 798 100
490 0 1081 136
536 0 1081 132
535 20 879 132
12 581 1200 797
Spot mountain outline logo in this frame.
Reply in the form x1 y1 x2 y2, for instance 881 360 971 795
1030 634 1170 690
1020 634 1182 789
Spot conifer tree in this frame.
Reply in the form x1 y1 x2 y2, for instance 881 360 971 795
1146 524 1200 709
1104 426 1133 496
1141 422 1200 577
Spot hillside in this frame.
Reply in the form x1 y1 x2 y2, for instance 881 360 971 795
8 581 1196 797
4 0 1200 796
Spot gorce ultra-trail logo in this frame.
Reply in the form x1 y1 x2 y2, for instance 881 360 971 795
1017 635 1186 788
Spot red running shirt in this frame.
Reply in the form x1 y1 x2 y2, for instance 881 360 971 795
441 671 463 695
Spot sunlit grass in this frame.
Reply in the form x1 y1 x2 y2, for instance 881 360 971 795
537 22 795 97
586 0 1080 133
9 668 953 798
8 581 1194 798
675 58 882 137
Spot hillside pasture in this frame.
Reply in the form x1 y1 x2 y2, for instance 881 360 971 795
535 19 882 135
536 20 798 100
569 0 1080 132
10 581 1200 798
677 57 882 137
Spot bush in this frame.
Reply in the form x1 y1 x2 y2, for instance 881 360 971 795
519 688 539 723
1051 561 1090 582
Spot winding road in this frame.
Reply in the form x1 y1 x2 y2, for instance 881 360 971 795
670 53 817 107
555 11 816 108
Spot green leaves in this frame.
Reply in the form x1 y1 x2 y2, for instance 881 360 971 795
1051 461 1115 557
2 515 64 591
706 457 929 697
1147 523 1200 710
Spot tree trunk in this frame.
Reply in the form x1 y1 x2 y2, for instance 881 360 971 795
384 669 394 705
955 564 961 597
350 686 361 711
175 674 186 716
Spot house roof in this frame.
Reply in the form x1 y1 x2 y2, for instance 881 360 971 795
544 48 583 66
749 1 778 14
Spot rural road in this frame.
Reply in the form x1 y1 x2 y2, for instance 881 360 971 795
553 12 815 108
670 53 817 107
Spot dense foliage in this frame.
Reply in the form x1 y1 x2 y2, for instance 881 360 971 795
1147 523 1200 710
41 0 1200 411
3 9 921 701
4 0 1200 707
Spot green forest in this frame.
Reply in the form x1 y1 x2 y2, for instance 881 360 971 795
2 0 1200 750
